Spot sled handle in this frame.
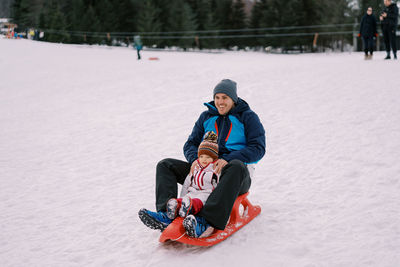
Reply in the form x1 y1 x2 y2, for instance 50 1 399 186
229 192 254 223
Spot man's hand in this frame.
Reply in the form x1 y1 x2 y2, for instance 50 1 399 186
382 12 387 18
213 159 228 174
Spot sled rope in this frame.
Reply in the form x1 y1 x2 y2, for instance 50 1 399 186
171 233 186 241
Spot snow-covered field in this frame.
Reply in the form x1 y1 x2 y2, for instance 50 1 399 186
1 38 399 267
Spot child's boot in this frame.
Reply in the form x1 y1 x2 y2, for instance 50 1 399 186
166 198 179 220
179 196 193 217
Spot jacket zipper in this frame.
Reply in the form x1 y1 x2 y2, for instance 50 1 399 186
218 115 226 143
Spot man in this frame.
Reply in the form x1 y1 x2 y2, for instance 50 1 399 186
139 79 266 238
359 7 378 59
380 0 399 59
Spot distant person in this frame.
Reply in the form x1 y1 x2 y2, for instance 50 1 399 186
34 30 39 41
380 0 399 59
359 7 378 59
133 35 143 60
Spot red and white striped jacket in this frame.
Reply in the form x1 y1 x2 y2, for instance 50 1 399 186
180 161 219 203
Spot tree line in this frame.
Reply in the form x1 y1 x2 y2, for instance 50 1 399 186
9 0 388 51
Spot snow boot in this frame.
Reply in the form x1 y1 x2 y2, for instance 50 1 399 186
138 209 172 232
166 198 179 220
179 196 193 217
183 215 214 238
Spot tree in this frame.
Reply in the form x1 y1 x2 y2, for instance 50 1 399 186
251 0 354 51
197 0 220 49
114 0 136 33
231 0 248 48
81 5 101 44
179 2 198 49
0 0 14 17
66 0 85 43
95 0 115 45
249 0 267 47
136 0 162 47
213 0 233 48
357 0 383 21
166 0 197 49
47 3 69 43
11 0 32 30
8 0 357 50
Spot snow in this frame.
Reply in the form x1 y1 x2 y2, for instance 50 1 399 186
1 38 399 267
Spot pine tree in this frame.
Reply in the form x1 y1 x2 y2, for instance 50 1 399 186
166 0 197 49
96 0 114 32
114 0 136 33
66 0 85 43
249 0 267 47
213 0 233 29
250 0 266 28
95 0 115 45
47 3 69 43
11 0 21 24
136 0 162 47
358 0 382 21
12 0 32 30
38 0 52 41
197 0 220 49
8 0 358 50
180 2 198 49
81 5 101 44
0 0 13 17
256 0 322 50
213 0 233 48
231 0 248 48
152 0 170 32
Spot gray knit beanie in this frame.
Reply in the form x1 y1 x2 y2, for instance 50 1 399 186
213 79 238 103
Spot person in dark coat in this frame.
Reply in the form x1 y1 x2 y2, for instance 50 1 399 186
380 0 399 59
138 79 266 238
359 7 378 59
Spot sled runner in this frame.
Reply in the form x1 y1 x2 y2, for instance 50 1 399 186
159 192 261 247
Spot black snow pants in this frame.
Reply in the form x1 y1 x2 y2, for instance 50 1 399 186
382 26 397 55
155 158 251 230
362 36 374 55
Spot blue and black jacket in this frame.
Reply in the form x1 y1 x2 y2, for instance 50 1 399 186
183 98 266 164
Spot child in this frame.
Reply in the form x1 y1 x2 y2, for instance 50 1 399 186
133 35 142 60
166 131 219 220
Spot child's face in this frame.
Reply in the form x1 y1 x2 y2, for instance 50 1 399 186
198 154 214 166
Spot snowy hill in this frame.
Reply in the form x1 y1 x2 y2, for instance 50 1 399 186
0 38 399 267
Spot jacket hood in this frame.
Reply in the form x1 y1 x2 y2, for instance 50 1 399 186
204 97 250 115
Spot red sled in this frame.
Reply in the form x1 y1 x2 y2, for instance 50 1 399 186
159 192 261 247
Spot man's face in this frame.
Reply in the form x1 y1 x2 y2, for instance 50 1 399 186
384 0 391 7
214 93 235 115
367 7 372 15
